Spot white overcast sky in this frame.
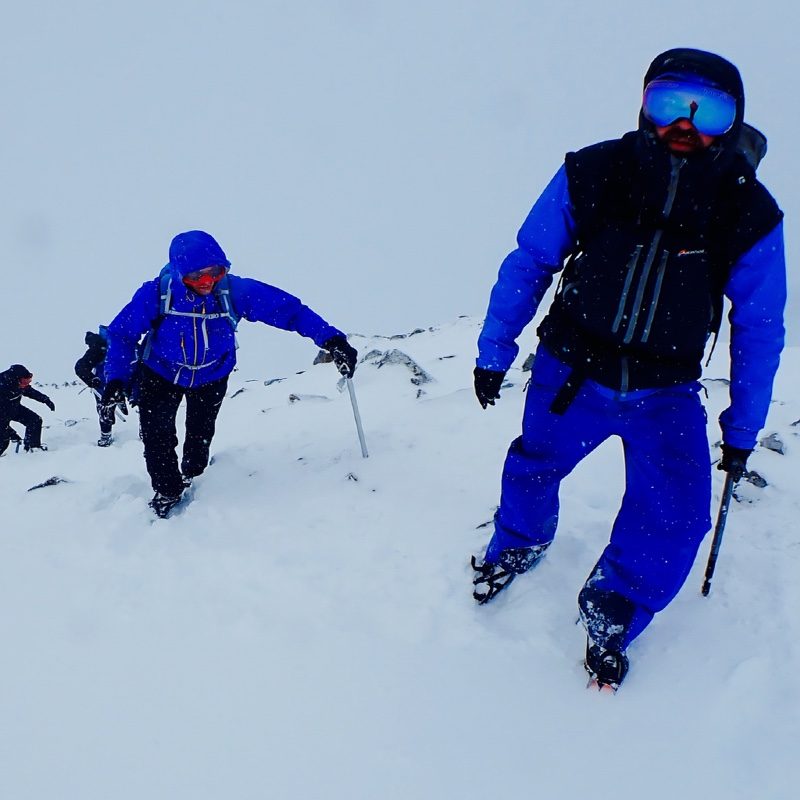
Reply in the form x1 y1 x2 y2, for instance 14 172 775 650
2 0 797 378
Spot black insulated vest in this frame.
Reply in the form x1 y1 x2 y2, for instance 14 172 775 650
537 131 783 393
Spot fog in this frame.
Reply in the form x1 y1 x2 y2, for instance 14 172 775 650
3 0 797 378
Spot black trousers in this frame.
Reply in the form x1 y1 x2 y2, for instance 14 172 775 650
0 402 42 455
137 367 228 496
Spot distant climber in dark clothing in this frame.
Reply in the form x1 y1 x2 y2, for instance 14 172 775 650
75 326 122 447
0 365 55 454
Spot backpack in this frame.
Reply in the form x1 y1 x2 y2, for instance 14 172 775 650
140 265 241 362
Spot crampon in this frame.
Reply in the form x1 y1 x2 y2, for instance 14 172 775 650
584 640 629 693
471 556 516 604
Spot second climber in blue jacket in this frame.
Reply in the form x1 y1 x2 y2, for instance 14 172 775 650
471 48 786 690
102 230 358 518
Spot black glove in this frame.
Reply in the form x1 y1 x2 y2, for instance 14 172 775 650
474 367 505 409
718 444 751 482
323 335 358 378
101 379 128 409
44 397 55 412
91 376 103 390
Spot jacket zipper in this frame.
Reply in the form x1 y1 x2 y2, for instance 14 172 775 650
640 250 669 343
612 245 644 333
622 156 684 346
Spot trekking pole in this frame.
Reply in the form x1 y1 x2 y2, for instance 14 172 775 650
345 377 368 458
701 472 737 597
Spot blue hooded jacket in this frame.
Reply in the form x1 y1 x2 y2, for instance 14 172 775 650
105 231 344 389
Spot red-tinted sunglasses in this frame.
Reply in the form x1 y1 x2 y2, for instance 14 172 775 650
183 266 227 290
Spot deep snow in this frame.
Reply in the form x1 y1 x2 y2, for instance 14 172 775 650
1 318 798 799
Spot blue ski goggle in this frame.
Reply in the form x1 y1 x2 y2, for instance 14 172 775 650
642 79 737 136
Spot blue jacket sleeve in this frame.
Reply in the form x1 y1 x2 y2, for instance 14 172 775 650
105 280 160 385
230 276 344 347
477 165 577 371
718 222 786 450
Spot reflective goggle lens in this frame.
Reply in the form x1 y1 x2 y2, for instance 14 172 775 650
642 79 737 136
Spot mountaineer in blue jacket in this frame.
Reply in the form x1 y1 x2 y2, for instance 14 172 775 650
102 230 358 518
471 48 786 690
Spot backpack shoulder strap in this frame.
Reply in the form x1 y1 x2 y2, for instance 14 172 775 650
140 265 173 361
157 265 173 319
214 274 240 331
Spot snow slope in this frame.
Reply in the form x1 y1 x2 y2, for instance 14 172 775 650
1 317 798 799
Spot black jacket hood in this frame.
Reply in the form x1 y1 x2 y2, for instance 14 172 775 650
8 364 32 380
639 48 745 157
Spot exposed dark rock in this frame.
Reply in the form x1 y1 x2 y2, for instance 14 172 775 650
28 476 69 492
363 349 434 386
313 350 333 365
745 470 768 488
521 353 536 372
701 377 731 387
759 433 785 455
387 327 427 340
288 393 331 403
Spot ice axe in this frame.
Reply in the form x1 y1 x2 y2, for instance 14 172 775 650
701 472 737 597
336 373 368 459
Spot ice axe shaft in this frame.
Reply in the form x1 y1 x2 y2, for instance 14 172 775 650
701 472 736 597
345 377 368 458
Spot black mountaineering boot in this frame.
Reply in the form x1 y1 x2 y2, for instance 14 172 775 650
148 492 183 519
584 639 629 692
471 544 550 604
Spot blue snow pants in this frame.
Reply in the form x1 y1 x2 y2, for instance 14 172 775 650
484 346 712 651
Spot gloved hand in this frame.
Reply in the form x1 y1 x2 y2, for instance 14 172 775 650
323 335 358 378
44 396 56 412
718 443 752 482
101 379 128 411
91 376 103 390
474 367 506 409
